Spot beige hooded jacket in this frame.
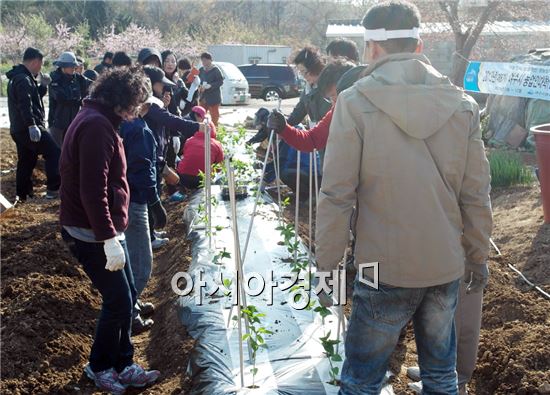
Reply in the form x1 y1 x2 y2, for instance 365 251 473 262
316 53 492 288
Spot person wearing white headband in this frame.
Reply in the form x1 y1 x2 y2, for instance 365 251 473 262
315 1 491 395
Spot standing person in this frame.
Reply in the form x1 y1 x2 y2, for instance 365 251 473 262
119 97 167 334
287 46 331 127
75 57 85 74
161 50 189 178
178 57 200 116
315 2 492 394
94 51 114 74
112 51 132 68
137 48 162 68
59 66 160 394
326 38 360 63
48 52 90 147
6 47 60 201
142 66 200 249
198 52 224 127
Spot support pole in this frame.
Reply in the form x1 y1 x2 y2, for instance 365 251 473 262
294 150 301 266
226 156 254 369
204 119 212 249
308 152 313 297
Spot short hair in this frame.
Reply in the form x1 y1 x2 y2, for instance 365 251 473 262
112 51 132 67
178 58 192 71
317 58 356 95
362 1 421 54
326 39 360 63
23 47 43 62
89 66 149 112
200 52 213 61
103 51 114 61
292 46 325 76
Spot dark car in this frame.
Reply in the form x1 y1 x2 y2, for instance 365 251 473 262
238 64 302 101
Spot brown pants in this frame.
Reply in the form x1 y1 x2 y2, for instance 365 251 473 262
455 279 484 386
200 101 220 127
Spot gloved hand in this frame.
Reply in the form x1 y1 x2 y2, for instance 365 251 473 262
202 82 211 90
28 125 41 142
172 136 181 155
103 237 126 271
40 73 51 87
267 109 286 134
464 261 489 294
149 199 167 229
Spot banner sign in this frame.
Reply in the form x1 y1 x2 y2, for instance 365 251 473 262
464 61 550 101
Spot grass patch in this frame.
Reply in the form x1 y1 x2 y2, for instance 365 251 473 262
489 150 534 188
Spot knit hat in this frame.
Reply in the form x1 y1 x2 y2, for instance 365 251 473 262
53 52 80 68
191 106 207 119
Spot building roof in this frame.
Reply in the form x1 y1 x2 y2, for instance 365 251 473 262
326 20 550 38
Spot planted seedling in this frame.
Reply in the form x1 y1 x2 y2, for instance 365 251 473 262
241 305 273 388
319 331 342 386
213 247 231 265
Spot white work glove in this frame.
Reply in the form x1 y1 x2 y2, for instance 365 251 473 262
464 261 489 294
28 125 41 142
103 237 126 271
172 136 181 155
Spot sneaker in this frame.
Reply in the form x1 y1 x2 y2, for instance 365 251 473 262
151 237 169 250
137 299 155 316
45 190 59 199
132 316 154 336
408 381 422 394
153 230 167 238
169 191 186 202
118 363 160 388
406 366 421 381
84 364 126 394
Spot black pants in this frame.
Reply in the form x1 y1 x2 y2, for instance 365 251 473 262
62 229 136 373
11 131 61 199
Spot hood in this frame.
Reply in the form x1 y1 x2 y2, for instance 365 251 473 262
138 48 162 66
6 64 32 80
355 53 465 139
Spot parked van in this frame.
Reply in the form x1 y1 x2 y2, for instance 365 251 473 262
238 64 302 101
214 62 251 105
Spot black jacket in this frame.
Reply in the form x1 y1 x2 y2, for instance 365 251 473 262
48 68 90 131
199 65 224 105
287 85 332 126
6 64 47 136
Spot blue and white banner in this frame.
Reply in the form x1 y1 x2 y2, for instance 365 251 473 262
464 61 550 101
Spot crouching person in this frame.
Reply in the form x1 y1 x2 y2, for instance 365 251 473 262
59 66 160 394
120 96 167 335
176 106 224 190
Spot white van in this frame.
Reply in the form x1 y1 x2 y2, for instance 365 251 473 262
214 62 251 105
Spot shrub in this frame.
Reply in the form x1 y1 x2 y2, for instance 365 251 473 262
489 150 534 188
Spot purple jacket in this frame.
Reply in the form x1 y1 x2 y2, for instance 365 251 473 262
59 99 129 241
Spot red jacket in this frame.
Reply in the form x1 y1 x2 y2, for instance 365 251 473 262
177 123 224 176
279 104 334 152
59 99 129 241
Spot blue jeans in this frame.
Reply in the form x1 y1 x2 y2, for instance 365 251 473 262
125 202 153 297
340 279 460 395
61 229 136 373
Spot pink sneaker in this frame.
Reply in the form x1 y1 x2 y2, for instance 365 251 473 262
118 363 160 388
84 364 126 394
